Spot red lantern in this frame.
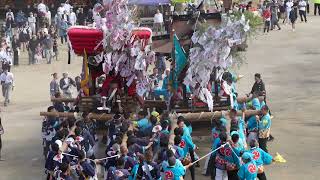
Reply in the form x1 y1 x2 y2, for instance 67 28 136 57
67 26 104 56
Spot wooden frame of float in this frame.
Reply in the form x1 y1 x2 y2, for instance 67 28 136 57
40 110 260 122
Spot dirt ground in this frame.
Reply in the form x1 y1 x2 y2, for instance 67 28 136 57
0 15 320 180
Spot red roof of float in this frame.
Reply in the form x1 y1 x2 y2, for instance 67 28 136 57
67 26 104 56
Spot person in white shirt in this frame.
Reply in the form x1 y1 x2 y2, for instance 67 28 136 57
63 1 72 15
37 1 47 16
59 73 75 98
0 67 14 106
153 9 164 35
57 3 65 15
46 10 52 26
6 9 14 21
285 0 294 24
69 8 77 26
3 47 12 71
0 47 12 72
28 12 37 35
298 0 307 22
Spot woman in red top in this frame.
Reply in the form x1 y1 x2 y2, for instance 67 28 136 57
263 7 272 33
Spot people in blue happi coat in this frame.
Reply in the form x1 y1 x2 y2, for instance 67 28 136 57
162 155 193 180
248 139 273 180
130 150 161 180
246 92 262 145
133 111 152 137
174 125 196 180
238 152 258 180
173 136 185 161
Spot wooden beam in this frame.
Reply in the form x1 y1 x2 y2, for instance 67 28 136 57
40 112 113 121
51 96 264 104
179 110 261 122
237 96 264 103
40 112 76 118
51 97 76 103
40 110 260 122
175 106 228 113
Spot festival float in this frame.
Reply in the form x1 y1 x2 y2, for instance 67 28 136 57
42 0 264 122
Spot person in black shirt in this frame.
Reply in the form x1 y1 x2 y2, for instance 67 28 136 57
248 73 266 97
5 15 14 40
27 35 39 65
77 8 86 26
12 35 20 66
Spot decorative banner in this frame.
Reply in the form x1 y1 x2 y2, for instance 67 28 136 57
169 34 187 91
80 50 90 96
173 34 187 76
